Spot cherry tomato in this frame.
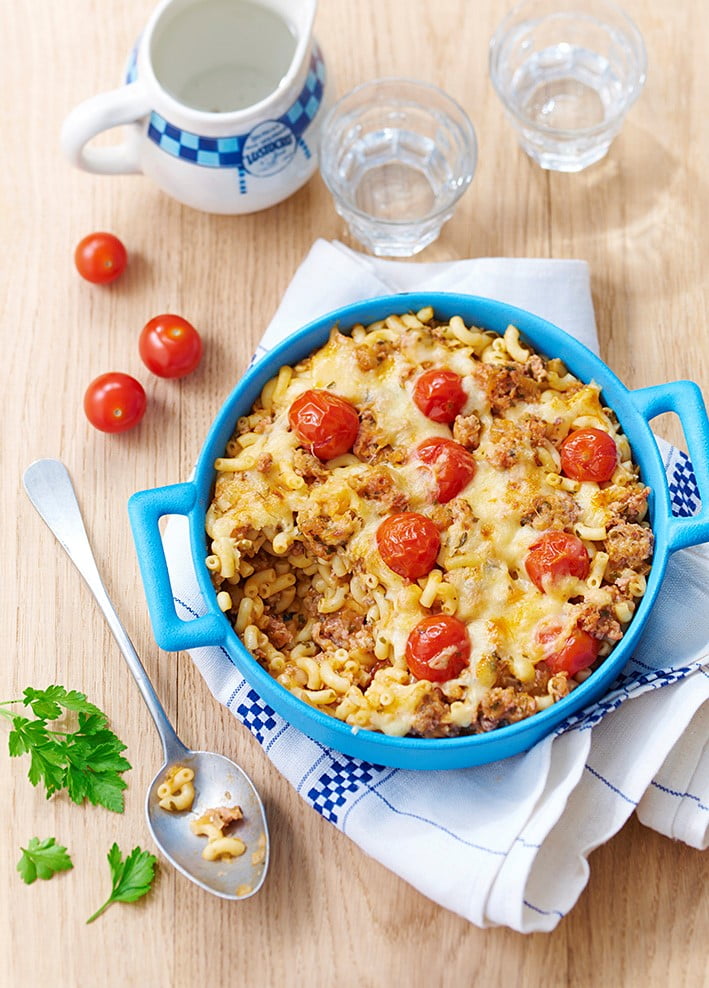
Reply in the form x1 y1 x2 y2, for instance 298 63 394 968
74 232 128 284
415 437 476 503
376 512 441 580
406 614 471 682
288 389 359 460
537 622 601 677
139 314 203 379
525 531 590 592
560 427 618 482
83 372 147 433
413 369 467 424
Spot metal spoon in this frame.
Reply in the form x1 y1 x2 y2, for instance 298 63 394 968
23 458 269 900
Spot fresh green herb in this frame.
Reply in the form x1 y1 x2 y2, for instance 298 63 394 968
17 837 73 884
0 685 131 812
87 843 157 923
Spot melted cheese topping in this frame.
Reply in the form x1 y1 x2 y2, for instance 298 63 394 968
205 313 653 738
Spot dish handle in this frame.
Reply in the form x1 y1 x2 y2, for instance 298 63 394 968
630 381 709 551
128 483 227 651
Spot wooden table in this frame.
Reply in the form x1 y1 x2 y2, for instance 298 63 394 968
2 1 707 984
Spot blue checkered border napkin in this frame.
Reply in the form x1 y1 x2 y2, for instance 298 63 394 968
178 446 704 827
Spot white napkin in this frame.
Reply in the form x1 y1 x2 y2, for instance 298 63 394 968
163 240 709 932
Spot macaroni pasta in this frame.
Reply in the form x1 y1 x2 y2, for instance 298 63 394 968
205 310 653 738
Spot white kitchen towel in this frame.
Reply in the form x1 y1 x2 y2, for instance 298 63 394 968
163 240 708 932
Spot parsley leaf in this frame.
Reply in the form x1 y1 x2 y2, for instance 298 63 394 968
3 685 131 812
17 837 73 884
87 843 157 923
22 685 102 721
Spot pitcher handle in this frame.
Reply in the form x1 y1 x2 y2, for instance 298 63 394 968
61 82 150 175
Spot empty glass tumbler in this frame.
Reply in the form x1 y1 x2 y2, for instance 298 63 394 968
489 0 647 172
319 78 477 256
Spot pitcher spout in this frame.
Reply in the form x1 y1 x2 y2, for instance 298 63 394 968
261 0 318 103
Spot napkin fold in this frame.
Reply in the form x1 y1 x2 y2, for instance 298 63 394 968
163 240 708 932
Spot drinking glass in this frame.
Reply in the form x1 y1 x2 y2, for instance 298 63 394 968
489 0 647 172
319 78 477 256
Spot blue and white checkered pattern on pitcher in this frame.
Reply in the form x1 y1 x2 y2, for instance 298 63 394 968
143 47 324 177
123 43 324 189
146 123 243 167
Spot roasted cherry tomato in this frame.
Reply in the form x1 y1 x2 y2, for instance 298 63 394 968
406 614 471 682
376 512 441 580
525 531 590 592
412 369 467 424
560 427 618 482
139 314 203 378
537 622 601 677
415 437 476 503
83 372 147 433
74 232 128 284
288 389 359 460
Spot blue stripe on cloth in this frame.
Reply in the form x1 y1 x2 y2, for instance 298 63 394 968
297 749 332 791
263 721 291 752
628 656 655 672
514 836 543 850
557 660 707 735
584 764 638 805
337 776 510 855
174 596 233 665
649 780 709 812
523 899 565 920
174 595 203 620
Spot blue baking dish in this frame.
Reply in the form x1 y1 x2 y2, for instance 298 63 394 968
128 293 709 769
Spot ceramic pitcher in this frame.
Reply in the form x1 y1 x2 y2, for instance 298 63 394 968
61 0 328 214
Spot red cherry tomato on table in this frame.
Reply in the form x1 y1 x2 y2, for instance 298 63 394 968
536 622 600 677
74 232 128 284
288 389 359 460
525 531 590 592
139 314 203 379
560 427 618 482
413 369 467 424
376 512 441 580
406 614 471 682
415 437 476 503
83 372 147 433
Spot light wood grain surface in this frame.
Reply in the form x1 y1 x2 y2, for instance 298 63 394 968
2 0 708 985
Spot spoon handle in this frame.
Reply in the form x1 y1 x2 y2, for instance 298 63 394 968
23 458 187 763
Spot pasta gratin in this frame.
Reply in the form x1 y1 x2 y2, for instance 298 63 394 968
205 309 653 738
